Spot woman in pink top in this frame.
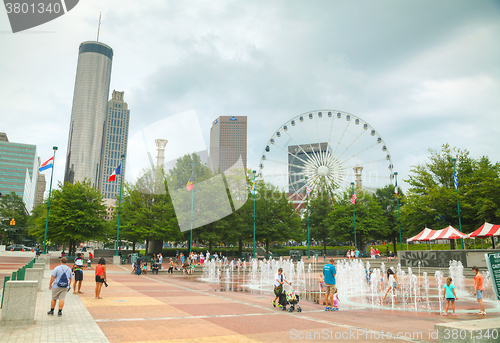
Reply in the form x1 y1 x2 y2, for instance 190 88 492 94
472 266 485 315
95 258 107 299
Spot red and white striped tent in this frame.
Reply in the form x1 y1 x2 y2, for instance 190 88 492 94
429 226 467 240
465 222 500 238
406 228 437 242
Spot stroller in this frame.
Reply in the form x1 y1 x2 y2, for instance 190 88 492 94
278 287 302 313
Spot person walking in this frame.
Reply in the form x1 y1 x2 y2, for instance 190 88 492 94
442 277 458 316
382 268 398 303
472 266 486 315
370 247 375 259
72 253 84 294
323 258 337 311
272 268 291 308
168 258 174 276
95 257 107 299
158 253 163 269
47 257 72 316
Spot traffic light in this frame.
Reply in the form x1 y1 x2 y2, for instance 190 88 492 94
10 218 15 225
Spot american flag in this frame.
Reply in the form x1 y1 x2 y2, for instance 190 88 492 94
306 184 312 195
351 188 357 204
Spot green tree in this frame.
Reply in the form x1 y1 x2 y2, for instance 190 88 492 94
254 181 301 253
0 192 29 245
29 180 110 255
374 185 405 253
402 144 477 245
308 191 334 255
328 188 387 251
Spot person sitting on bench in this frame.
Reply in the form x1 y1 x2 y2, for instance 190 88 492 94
151 261 159 274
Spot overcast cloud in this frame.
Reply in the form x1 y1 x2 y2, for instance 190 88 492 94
1 0 499 196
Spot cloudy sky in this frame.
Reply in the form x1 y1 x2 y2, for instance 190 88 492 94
1 0 499 195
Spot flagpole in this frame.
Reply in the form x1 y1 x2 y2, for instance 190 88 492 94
189 162 195 254
395 172 403 251
42 146 57 254
305 176 310 259
115 155 125 257
351 182 357 249
451 158 464 249
252 170 256 259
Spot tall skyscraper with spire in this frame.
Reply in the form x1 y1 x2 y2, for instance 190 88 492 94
99 90 130 199
64 41 113 187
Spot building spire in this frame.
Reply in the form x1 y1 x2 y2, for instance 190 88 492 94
97 12 101 42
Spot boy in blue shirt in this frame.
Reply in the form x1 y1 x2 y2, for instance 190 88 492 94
323 258 337 311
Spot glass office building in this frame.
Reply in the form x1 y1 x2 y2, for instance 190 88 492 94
99 90 130 199
64 41 113 187
0 133 40 212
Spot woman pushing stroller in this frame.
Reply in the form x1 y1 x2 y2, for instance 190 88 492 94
272 268 291 308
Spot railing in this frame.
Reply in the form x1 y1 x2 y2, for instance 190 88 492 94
1 257 36 308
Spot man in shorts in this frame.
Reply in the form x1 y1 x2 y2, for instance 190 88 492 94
48 257 73 316
323 258 337 311
72 253 84 294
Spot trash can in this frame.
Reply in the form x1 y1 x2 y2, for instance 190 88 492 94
121 255 127 264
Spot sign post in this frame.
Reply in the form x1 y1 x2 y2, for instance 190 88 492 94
485 252 500 300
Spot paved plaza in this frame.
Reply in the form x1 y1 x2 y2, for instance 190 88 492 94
1 251 499 342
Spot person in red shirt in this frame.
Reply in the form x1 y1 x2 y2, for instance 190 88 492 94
472 266 485 315
88 251 94 269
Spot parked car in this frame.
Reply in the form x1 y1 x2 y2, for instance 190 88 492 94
6 244 30 251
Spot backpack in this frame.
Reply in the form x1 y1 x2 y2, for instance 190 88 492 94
57 267 69 288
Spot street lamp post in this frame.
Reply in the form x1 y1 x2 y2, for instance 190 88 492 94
305 176 310 259
115 154 125 256
189 162 195 254
451 158 464 249
252 170 256 259
42 146 57 254
394 172 403 251
351 182 357 249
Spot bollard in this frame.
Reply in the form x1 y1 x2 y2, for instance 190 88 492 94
0 281 38 324
24 268 43 291
1 276 11 308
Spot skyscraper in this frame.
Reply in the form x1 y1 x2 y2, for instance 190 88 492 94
64 41 113 187
0 132 41 212
288 142 331 193
99 90 130 199
209 116 247 173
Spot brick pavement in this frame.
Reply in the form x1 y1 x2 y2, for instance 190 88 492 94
1 252 499 342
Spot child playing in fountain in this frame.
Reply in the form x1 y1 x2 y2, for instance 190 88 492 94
443 277 458 316
332 288 340 311
318 274 325 292
382 268 398 303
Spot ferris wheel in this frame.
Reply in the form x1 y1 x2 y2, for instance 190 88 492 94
258 109 394 206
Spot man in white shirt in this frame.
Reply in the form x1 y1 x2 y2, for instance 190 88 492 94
272 268 291 308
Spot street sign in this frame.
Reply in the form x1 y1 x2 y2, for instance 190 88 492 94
485 252 500 300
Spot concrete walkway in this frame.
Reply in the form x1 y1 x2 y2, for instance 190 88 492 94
1 252 499 342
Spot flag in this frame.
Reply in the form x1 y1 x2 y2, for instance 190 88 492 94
306 184 312 195
394 179 399 198
351 188 357 204
186 172 194 191
454 170 458 189
108 164 121 181
39 157 53 172
251 180 255 195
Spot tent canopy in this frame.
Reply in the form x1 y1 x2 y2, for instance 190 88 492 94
429 226 467 240
465 222 500 238
406 228 437 242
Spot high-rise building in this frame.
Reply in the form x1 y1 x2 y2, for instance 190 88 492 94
64 41 113 187
0 132 40 212
34 172 46 207
99 90 130 199
209 116 247 173
288 142 331 193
